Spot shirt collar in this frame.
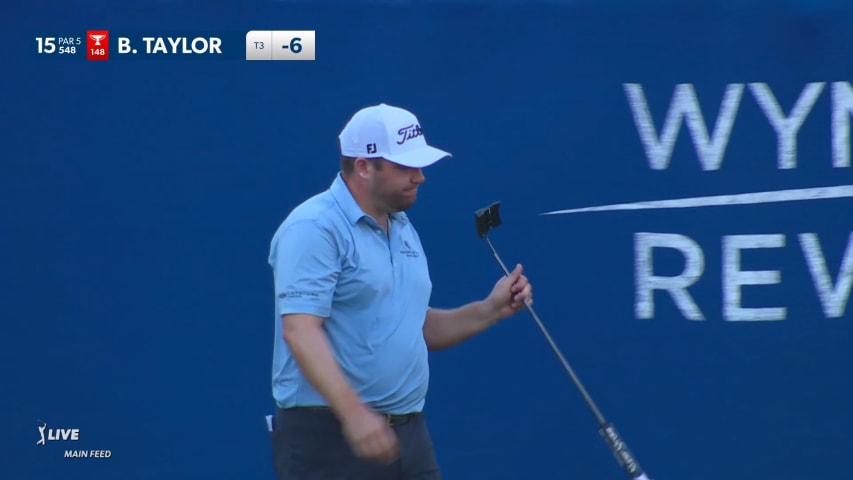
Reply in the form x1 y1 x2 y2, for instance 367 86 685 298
330 173 410 226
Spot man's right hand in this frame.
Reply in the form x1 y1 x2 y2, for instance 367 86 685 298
280 314 400 463
340 405 400 463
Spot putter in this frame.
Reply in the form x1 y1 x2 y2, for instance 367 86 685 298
475 201 654 480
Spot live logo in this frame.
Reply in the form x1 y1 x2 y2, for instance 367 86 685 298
47 428 80 441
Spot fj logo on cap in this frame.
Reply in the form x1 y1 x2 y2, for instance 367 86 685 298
396 124 423 145
366 143 377 154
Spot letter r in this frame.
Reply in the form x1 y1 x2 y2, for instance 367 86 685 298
635 232 706 320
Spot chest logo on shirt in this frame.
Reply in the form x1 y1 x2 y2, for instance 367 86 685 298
400 240 420 258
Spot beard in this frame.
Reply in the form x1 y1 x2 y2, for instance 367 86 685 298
377 187 418 212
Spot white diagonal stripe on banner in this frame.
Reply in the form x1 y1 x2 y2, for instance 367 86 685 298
540 185 853 216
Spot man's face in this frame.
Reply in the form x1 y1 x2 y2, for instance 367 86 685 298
367 158 426 212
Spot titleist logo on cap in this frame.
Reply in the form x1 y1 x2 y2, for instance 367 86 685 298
397 124 423 145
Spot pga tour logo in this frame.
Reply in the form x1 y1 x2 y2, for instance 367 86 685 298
37 419 112 458
37 420 79 445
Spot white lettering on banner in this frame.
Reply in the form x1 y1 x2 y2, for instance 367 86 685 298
833 81 853 168
624 83 742 171
624 81 853 171
546 80 853 322
635 233 705 321
634 232 853 321
723 234 786 321
748 82 824 169
799 232 853 318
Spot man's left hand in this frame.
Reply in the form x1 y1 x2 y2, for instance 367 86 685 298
483 263 533 322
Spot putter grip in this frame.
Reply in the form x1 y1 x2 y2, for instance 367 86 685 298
598 422 650 480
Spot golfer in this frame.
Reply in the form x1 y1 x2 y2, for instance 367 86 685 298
268 103 533 480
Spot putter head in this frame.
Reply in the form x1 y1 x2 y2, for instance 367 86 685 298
474 202 502 238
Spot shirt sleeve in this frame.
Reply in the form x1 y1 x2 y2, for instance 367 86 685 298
270 218 340 319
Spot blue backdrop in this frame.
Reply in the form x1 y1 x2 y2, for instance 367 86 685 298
4 1 853 479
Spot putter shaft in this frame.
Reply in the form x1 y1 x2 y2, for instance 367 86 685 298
484 235 607 427
479 225 652 480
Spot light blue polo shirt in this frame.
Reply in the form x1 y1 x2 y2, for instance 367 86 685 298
268 173 433 414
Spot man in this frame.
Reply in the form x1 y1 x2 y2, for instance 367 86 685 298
268 103 533 480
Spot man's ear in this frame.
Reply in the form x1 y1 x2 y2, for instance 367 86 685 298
354 157 371 179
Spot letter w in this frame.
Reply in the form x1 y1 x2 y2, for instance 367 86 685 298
624 83 744 170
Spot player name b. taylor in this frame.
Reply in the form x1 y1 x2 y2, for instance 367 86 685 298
117 36 223 55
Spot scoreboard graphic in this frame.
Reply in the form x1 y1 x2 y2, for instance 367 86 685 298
34 30 316 61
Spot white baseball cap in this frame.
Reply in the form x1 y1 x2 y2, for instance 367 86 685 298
338 103 452 168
